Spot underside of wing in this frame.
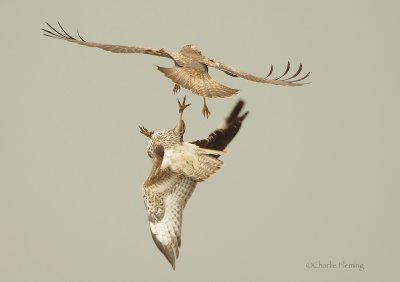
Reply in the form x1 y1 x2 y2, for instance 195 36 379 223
192 99 249 153
157 66 239 98
145 174 196 270
161 142 224 182
42 22 173 58
200 56 311 86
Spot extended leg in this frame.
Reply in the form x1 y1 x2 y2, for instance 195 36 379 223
202 97 211 118
175 96 191 134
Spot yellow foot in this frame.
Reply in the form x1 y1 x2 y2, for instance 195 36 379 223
173 84 181 94
139 126 154 138
202 105 211 119
178 96 191 114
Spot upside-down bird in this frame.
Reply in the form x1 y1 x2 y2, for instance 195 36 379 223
138 97 248 269
42 22 310 118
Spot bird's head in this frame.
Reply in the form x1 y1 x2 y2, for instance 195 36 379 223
139 126 181 160
180 44 202 56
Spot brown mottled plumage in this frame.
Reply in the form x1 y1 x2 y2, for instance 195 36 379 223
139 97 248 269
42 22 310 117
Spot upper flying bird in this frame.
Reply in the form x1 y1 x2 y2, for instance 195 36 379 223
139 96 248 269
42 22 310 117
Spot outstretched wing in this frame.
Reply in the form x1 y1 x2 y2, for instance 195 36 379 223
144 169 196 269
42 22 173 59
199 56 311 86
161 143 224 182
143 164 196 270
192 99 249 153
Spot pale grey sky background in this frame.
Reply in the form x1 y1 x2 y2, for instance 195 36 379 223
1 0 399 281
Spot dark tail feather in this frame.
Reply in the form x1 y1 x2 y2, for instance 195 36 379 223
191 99 248 154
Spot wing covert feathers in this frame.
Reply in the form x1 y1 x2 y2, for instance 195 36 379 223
161 143 224 182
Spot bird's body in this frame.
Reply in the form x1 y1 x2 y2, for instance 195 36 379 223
139 97 248 269
42 22 310 117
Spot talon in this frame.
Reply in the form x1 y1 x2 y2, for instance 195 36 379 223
139 126 154 138
202 97 211 118
178 96 191 114
173 84 181 94
202 106 211 118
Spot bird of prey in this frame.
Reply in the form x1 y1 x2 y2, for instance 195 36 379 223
139 96 248 269
42 22 310 118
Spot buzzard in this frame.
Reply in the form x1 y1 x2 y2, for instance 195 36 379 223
139 97 248 269
42 22 310 118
